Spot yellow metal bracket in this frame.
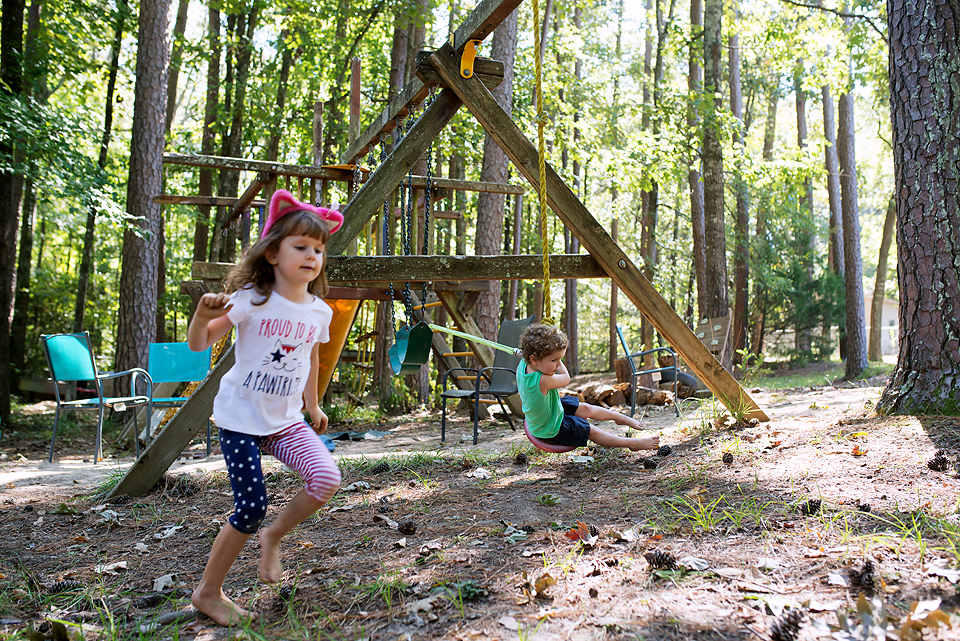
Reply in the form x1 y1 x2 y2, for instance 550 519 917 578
460 40 482 79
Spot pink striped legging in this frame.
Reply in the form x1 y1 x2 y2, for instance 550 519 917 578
220 422 341 534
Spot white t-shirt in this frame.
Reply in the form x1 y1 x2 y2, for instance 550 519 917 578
213 287 333 435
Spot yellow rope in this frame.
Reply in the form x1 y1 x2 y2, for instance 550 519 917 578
533 0 554 326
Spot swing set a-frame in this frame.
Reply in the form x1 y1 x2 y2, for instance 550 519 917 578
107 0 767 499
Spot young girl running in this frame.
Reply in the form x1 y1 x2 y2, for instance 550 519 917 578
518 323 659 451
187 189 344 626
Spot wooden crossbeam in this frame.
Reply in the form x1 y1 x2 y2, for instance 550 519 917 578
193 255 605 284
427 44 769 422
154 195 267 207
164 153 356 180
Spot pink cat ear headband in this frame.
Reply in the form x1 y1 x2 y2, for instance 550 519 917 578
262 189 344 236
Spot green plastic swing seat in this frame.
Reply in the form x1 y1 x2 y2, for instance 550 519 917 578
388 321 434 375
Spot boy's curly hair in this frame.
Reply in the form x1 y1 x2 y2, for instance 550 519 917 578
520 323 569 362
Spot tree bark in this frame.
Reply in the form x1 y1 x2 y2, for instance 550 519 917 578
115 0 170 379
194 5 219 264
473 5 518 341
822 82 844 276
164 0 189 132
868 196 895 362
0 0 25 418
687 0 707 322
701 0 729 368
879 0 960 413
794 58 814 353
266 30 293 162
729 4 749 365
751 82 779 357
837 73 867 379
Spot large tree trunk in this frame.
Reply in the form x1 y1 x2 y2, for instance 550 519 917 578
194 5 219 263
837 70 867 380
0 0 25 418
701 0 729 369
868 196 895 362
11 0 45 380
115 0 170 379
687 0 707 321
473 6 518 341
729 4 748 366
879 0 960 413
794 58 814 353
164 0 189 131
822 80 845 356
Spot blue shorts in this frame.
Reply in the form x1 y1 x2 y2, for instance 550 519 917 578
542 396 592 448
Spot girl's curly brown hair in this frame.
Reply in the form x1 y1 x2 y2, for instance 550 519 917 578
519 323 569 362
224 209 333 305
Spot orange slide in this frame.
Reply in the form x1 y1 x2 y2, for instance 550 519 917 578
315 299 362 398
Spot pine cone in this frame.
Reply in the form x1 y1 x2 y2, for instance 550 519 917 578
398 519 417 535
722 452 734 465
849 560 875 590
588 524 600 537
657 445 672 457
928 455 950 472
520 524 536 534
48 580 83 594
642 458 658 470
278 585 294 601
798 498 821 516
644 548 678 570
857 503 872 513
936 448 950 458
769 608 806 641
514 451 529 465
369 461 390 475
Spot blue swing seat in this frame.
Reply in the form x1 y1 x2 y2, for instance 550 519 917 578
388 321 434 375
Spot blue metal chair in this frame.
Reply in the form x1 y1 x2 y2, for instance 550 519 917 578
40 332 153 462
440 316 534 445
616 325 680 417
148 342 213 455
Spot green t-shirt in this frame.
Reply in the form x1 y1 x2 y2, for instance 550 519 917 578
517 360 563 439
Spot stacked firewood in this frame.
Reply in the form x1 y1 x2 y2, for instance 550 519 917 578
565 381 673 409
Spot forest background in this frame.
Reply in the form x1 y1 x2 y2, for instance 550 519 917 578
0 0 931 419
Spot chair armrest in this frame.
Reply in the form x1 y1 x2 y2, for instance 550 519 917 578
99 367 154 398
439 367 480 391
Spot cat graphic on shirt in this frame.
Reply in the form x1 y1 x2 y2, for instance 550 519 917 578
262 340 304 374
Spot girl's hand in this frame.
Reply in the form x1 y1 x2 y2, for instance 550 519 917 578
196 292 231 319
308 405 328 434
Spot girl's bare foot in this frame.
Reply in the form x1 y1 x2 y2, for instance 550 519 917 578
192 589 256 626
258 529 282 583
628 434 659 451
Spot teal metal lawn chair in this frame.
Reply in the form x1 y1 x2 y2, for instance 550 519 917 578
148 342 213 455
40 332 153 462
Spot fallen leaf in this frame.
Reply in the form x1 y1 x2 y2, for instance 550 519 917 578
465 467 492 479
852 445 868 456
713 567 745 578
533 572 557 594
926 565 960 583
680 556 710 571
756 557 781 571
570 455 594 463
343 481 369 492
498 616 519 631
608 529 636 543
373 514 399 529
154 525 183 540
827 571 849 587
95 561 127 575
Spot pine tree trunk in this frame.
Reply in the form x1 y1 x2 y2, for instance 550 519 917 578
115 0 170 380
729 6 749 365
868 196 895 362
0 0 25 418
878 0 960 413
794 58 814 353
687 0 707 322
194 5 219 264
837 77 867 380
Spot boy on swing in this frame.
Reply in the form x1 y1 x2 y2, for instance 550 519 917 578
518 323 660 451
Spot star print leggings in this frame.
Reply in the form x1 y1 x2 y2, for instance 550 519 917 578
219 422 341 534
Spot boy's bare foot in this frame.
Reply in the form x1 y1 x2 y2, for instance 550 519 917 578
258 529 282 583
192 589 256 626
628 434 659 451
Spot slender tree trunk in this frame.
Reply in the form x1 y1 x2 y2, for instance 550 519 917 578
729 5 749 366
115 0 171 381
687 0 707 322
609 218 618 371
822 81 845 356
164 0 189 131
869 196 896 361
837 65 867 379
194 5 219 263
210 12 236 263
751 83 779 357
267 31 293 162
878 0 960 413
0 0 25 417
794 58 814 353
701 0 729 370
473 5 519 341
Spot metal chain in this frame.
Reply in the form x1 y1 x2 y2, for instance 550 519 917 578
381 136 396 333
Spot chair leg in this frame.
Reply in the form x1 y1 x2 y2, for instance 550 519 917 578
496 397 516 431
630 376 638 417
94 404 104 463
206 419 212 458
49 407 61 463
472 392 481 446
440 397 447 442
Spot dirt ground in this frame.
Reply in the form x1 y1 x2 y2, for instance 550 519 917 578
2 371 960 640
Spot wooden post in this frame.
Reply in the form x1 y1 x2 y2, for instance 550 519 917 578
507 193 523 320
609 218 618 371
350 57 361 145
312 100 323 204
428 45 768 421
